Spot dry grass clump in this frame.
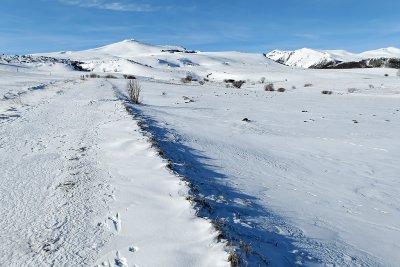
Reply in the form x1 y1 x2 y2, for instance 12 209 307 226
264 83 275 91
127 80 142 104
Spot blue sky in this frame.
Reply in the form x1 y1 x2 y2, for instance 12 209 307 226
1 0 400 54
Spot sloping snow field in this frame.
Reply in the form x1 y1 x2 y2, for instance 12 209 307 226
1 40 399 266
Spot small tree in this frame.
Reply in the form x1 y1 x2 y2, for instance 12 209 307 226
127 80 142 104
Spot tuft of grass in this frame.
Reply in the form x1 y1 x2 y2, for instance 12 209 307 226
123 74 136 79
181 75 193 83
264 83 275 91
347 88 358 93
105 74 117 79
228 251 240 267
232 80 245 89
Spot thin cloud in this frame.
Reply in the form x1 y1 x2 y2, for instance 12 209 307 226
60 0 155 12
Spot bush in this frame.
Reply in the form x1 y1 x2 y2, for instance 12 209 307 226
304 83 313 87
123 74 136 79
89 73 98 78
277 87 286 92
321 90 333 95
127 80 142 104
182 75 193 83
105 74 117 79
348 88 358 93
224 79 235 83
384 73 389 77
232 80 245 89
264 83 274 91
199 81 205 85
369 84 375 89
292 86 296 89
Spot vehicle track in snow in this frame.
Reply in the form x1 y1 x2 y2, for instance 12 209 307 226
0 79 114 266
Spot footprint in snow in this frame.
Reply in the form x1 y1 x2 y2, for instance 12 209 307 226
108 212 121 233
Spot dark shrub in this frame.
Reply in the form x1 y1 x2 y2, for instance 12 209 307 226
277 87 286 92
232 80 245 89
123 74 136 79
321 90 333 95
182 75 193 83
264 83 275 91
105 74 117 79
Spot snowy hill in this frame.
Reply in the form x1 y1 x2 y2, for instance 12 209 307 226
39 39 284 81
266 47 400 69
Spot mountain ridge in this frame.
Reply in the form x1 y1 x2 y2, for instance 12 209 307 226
266 47 400 69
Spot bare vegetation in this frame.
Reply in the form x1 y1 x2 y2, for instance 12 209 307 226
264 83 275 91
89 73 100 78
105 74 117 79
232 80 245 89
123 74 136 79
228 251 240 267
127 80 142 104
224 79 245 89
181 75 193 83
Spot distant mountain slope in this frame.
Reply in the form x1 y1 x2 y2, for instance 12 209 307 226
266 47 400 69
37 39 284 81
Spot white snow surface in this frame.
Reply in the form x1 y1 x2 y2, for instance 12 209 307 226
266 47 400 68
0 67 228 266
1 40 400 266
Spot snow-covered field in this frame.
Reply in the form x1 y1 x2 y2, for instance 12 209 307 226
1 40 399 266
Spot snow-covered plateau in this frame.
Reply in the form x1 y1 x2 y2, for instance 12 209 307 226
1 39 399 267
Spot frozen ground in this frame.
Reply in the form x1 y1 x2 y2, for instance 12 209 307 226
1 40 399 266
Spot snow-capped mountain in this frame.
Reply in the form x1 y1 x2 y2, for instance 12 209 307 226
266 47 400 69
